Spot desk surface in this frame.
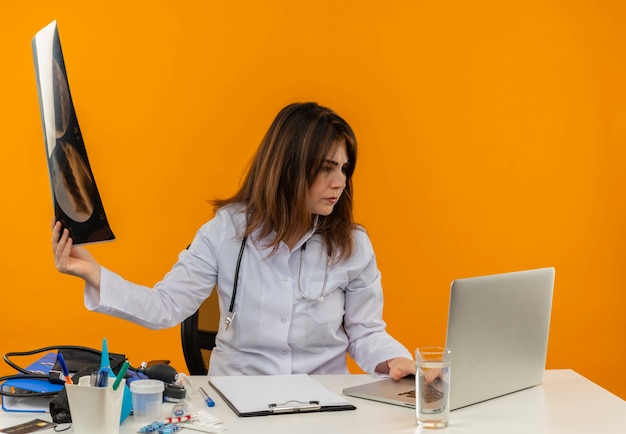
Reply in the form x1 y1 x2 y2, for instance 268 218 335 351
1 370 624 433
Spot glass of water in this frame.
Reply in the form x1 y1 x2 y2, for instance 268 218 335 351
416 347 451 429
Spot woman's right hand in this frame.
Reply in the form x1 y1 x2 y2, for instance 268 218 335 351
51 221 101 289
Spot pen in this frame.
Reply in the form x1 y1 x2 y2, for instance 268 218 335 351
198 386 216 407
112 360 130 391
56 352 72 385
96 367 110 387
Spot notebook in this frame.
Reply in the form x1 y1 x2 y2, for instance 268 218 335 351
343 267 555 410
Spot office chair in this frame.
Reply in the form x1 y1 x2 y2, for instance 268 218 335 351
180 291 219 375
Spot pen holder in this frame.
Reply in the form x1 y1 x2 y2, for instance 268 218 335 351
65 375 125 434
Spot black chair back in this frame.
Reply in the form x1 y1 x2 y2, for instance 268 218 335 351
180 293 219 375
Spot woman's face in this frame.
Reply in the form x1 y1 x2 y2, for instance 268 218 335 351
307 141 348 216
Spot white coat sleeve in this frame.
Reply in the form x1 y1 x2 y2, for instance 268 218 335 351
343 230 413 375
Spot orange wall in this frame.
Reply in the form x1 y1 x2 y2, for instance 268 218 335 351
1 1 625 400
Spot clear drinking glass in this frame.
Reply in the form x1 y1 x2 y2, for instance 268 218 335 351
416 346 451 429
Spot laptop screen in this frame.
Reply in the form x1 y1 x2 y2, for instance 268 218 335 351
446 267 555 409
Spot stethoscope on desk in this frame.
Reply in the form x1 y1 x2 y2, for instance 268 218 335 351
224 236 331 330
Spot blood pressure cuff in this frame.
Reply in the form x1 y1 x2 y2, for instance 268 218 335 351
3 346 171 424
48 348 126 384
2 346 125 424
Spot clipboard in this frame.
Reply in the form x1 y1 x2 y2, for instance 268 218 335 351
209 374 356 417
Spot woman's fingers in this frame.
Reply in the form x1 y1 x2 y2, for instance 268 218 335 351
424 367 442 383
51 221 62 247
389 357 417 380
52 222 72 272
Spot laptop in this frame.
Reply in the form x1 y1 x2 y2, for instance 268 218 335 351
343 267 555 410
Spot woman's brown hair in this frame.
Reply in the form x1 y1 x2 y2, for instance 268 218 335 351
213 102 358 260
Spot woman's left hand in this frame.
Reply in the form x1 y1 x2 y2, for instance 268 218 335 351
387 357 416 380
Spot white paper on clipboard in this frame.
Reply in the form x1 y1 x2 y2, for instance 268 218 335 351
209 374 356 417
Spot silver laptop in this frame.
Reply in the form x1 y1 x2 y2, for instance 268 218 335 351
343 267 555 410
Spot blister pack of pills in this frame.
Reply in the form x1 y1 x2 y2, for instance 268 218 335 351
179 411 226 433
138 411 226 434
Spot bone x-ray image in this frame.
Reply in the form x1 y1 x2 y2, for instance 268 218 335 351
33 21 114 244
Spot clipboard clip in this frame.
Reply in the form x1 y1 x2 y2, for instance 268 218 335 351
268 400 321 413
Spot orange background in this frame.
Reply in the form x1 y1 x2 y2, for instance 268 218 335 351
1 1 625 400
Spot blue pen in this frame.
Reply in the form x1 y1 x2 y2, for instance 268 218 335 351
97 367 110 387
56 353 72 385
199 386 216 407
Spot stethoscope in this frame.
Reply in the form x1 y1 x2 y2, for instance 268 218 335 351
224 236 331 330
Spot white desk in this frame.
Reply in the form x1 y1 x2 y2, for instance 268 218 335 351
1 370 624 433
